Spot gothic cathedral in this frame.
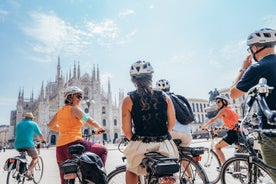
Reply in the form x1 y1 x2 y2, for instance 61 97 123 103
10 57 124 146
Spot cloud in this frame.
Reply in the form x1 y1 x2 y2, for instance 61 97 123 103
119 9 135 17
21 11 123 62
22 11 87 60
0 9 8 22
85 19 119 39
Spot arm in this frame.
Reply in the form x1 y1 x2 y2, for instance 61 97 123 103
71 106 105 134
39 134 47 144
121 96 133 141
201 109 224 129
230 55 252 99
47 113 59 132
166 94 176 132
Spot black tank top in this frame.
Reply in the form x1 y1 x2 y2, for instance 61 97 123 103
128 90 168 136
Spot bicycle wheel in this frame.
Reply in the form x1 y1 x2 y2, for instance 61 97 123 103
6 169 25 184
201 148 221 184
107 165 127 184
221 156 273 184
33 156 44 184
107 165 144 184
180 156 209 184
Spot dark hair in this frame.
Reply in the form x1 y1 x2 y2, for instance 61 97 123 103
131 73 160 111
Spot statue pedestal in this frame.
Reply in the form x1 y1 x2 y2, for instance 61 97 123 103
205 102 219 119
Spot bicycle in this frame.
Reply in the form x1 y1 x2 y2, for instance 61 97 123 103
60 143 107 184
107 138 210 184
200 127 222 184
220 78 276 184
4 143 44 184
174 139 210 184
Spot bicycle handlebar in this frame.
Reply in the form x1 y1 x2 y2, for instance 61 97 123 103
247 78 276 125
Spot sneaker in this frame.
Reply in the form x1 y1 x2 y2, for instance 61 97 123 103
24 171 33 181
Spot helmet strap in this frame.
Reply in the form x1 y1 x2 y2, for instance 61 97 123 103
252 46 267 62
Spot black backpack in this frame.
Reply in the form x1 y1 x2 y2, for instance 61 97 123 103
168 92 194 125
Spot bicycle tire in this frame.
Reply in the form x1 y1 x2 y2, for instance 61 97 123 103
6 169 25 184
33 156 44 184
180 156 209 184
201 148 221 184
107 165 145 184
221 155 274 184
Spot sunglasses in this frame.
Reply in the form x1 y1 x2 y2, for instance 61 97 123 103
75 94 83 99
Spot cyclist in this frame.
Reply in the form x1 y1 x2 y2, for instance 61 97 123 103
156 79 193 182
201 95 239 164
230 28 276 182
14 112 47 180
47 86 108 184
122 61 179 184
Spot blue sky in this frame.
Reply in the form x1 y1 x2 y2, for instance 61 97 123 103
1 0 276 125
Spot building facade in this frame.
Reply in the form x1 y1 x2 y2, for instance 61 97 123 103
9 57 124 146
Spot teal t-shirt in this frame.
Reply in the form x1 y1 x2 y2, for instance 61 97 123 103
14 119 42 149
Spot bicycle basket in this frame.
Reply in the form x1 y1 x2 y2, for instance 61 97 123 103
60 159 79 174
79 152 107 184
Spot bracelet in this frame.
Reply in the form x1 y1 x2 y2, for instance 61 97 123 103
239 68 246 72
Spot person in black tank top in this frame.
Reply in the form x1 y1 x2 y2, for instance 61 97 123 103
122 60 179 183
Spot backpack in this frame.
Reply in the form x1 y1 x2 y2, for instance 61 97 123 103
168 92 194 125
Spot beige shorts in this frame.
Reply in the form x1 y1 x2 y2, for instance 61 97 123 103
124 139 179 175
171 130 192 147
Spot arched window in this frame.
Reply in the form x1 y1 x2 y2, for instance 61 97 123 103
114 119 117 126
83 87 89 100
102 106 106 114
102 119 106 126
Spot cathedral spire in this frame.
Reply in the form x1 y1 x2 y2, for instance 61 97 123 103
78 61 80 79
108 78 111 94
92 64 96 81
57 56 61 81
31 90 34 102
97 64 100 81
40 81 44 100
73 61 76 79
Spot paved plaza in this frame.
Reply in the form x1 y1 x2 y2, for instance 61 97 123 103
0 139 235 184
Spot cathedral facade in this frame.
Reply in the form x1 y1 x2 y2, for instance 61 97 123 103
9 57 124 146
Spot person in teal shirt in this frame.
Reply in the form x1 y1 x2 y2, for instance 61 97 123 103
14 112 47 179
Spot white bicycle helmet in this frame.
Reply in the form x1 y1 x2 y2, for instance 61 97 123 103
215 94 230 106
64 86 83 99
247 28 276 47
130 60 154 77
156 79 170 91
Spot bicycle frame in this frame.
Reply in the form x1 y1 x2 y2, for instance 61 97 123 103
220 78 276 183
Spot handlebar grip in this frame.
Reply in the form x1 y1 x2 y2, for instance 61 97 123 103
268 110 276 125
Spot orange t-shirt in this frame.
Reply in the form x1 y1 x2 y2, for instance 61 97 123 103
56 106 83 146
221 107 239 130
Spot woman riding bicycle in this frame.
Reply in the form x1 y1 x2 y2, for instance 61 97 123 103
122 60 179 184
201 94 239 165
47 86 108 184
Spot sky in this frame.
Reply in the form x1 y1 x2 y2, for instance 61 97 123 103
1 0 276 125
